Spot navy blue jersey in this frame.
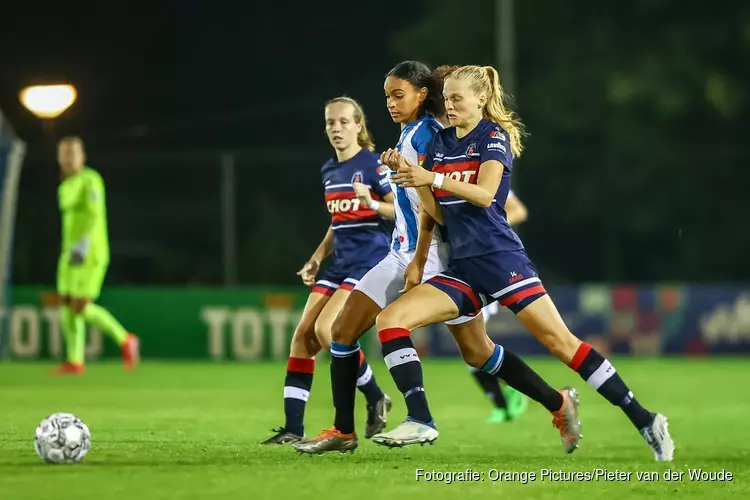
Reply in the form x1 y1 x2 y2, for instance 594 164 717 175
423 119 523 259
321 149 392 269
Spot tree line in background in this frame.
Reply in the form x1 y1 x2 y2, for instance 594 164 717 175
12 1 750 285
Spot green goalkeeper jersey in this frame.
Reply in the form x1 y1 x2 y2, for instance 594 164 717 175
58 166 110 264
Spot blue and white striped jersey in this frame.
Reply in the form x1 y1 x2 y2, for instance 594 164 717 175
389 115 443 252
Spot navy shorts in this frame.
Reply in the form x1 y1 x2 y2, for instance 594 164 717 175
312 261 379 296
425 250 547 316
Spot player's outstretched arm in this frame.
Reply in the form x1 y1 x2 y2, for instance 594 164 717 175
505 191 528 226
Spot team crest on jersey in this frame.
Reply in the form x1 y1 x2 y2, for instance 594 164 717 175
351 172 364 184
490 130 506 141
466 143 477 156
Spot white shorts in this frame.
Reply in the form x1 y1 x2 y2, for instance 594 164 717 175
354 243 491 326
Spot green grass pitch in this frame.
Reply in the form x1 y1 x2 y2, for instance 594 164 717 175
0 358 746 499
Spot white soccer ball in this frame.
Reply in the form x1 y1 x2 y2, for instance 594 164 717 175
34 413 91 464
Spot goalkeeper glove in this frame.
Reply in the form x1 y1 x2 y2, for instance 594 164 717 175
69 237 90 266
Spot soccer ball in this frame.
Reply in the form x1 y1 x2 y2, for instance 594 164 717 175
34 413 91 464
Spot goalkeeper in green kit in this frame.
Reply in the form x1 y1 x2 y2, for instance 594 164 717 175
50 137 140 375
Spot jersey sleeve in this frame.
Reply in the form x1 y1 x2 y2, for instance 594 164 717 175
480 126 513 170
82 174 105 217
369 159 392 198
410 123 441 166
420 138 436 172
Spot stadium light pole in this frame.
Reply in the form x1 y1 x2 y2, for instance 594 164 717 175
220 153 238 287
495 0 515 96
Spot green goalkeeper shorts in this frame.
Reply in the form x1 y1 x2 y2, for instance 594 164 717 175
57 258 108 300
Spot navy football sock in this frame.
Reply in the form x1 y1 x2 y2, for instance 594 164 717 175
379 327 434 427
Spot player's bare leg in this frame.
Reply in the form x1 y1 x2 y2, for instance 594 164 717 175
294 290 390 455
262 292 329 445
311 288 351 352
517 295 674 461
447 313 581 453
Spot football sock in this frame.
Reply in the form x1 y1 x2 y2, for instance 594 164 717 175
330 341 361 434
356 350 385 407
379 328 434 426
283 357 314 435
569 342 653 429
488 347 563 413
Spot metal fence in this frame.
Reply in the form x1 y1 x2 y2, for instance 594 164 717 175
15 147 336 286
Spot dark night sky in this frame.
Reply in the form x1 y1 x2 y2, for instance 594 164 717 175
0 3 424 151
7 1 750 285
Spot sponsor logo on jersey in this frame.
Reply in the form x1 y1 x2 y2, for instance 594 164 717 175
509 271 525 284
377 165 390 175
444 170 477 183
487 142 507 153
327 198 362 213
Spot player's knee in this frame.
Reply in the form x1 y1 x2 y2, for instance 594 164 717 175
291 324 315 349
461 350 489 370
70 298 89 314
290 327 320 358
374 310 393 333
331 314 354 345
459 343 493 369
313 318 333 351
375 305 406 333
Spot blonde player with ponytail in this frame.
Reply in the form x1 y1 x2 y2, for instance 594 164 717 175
374 65 674 462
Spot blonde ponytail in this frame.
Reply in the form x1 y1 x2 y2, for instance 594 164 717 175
482 66 525 157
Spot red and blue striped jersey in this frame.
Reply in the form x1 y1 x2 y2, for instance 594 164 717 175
321 149 392 267
423 119 524 259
